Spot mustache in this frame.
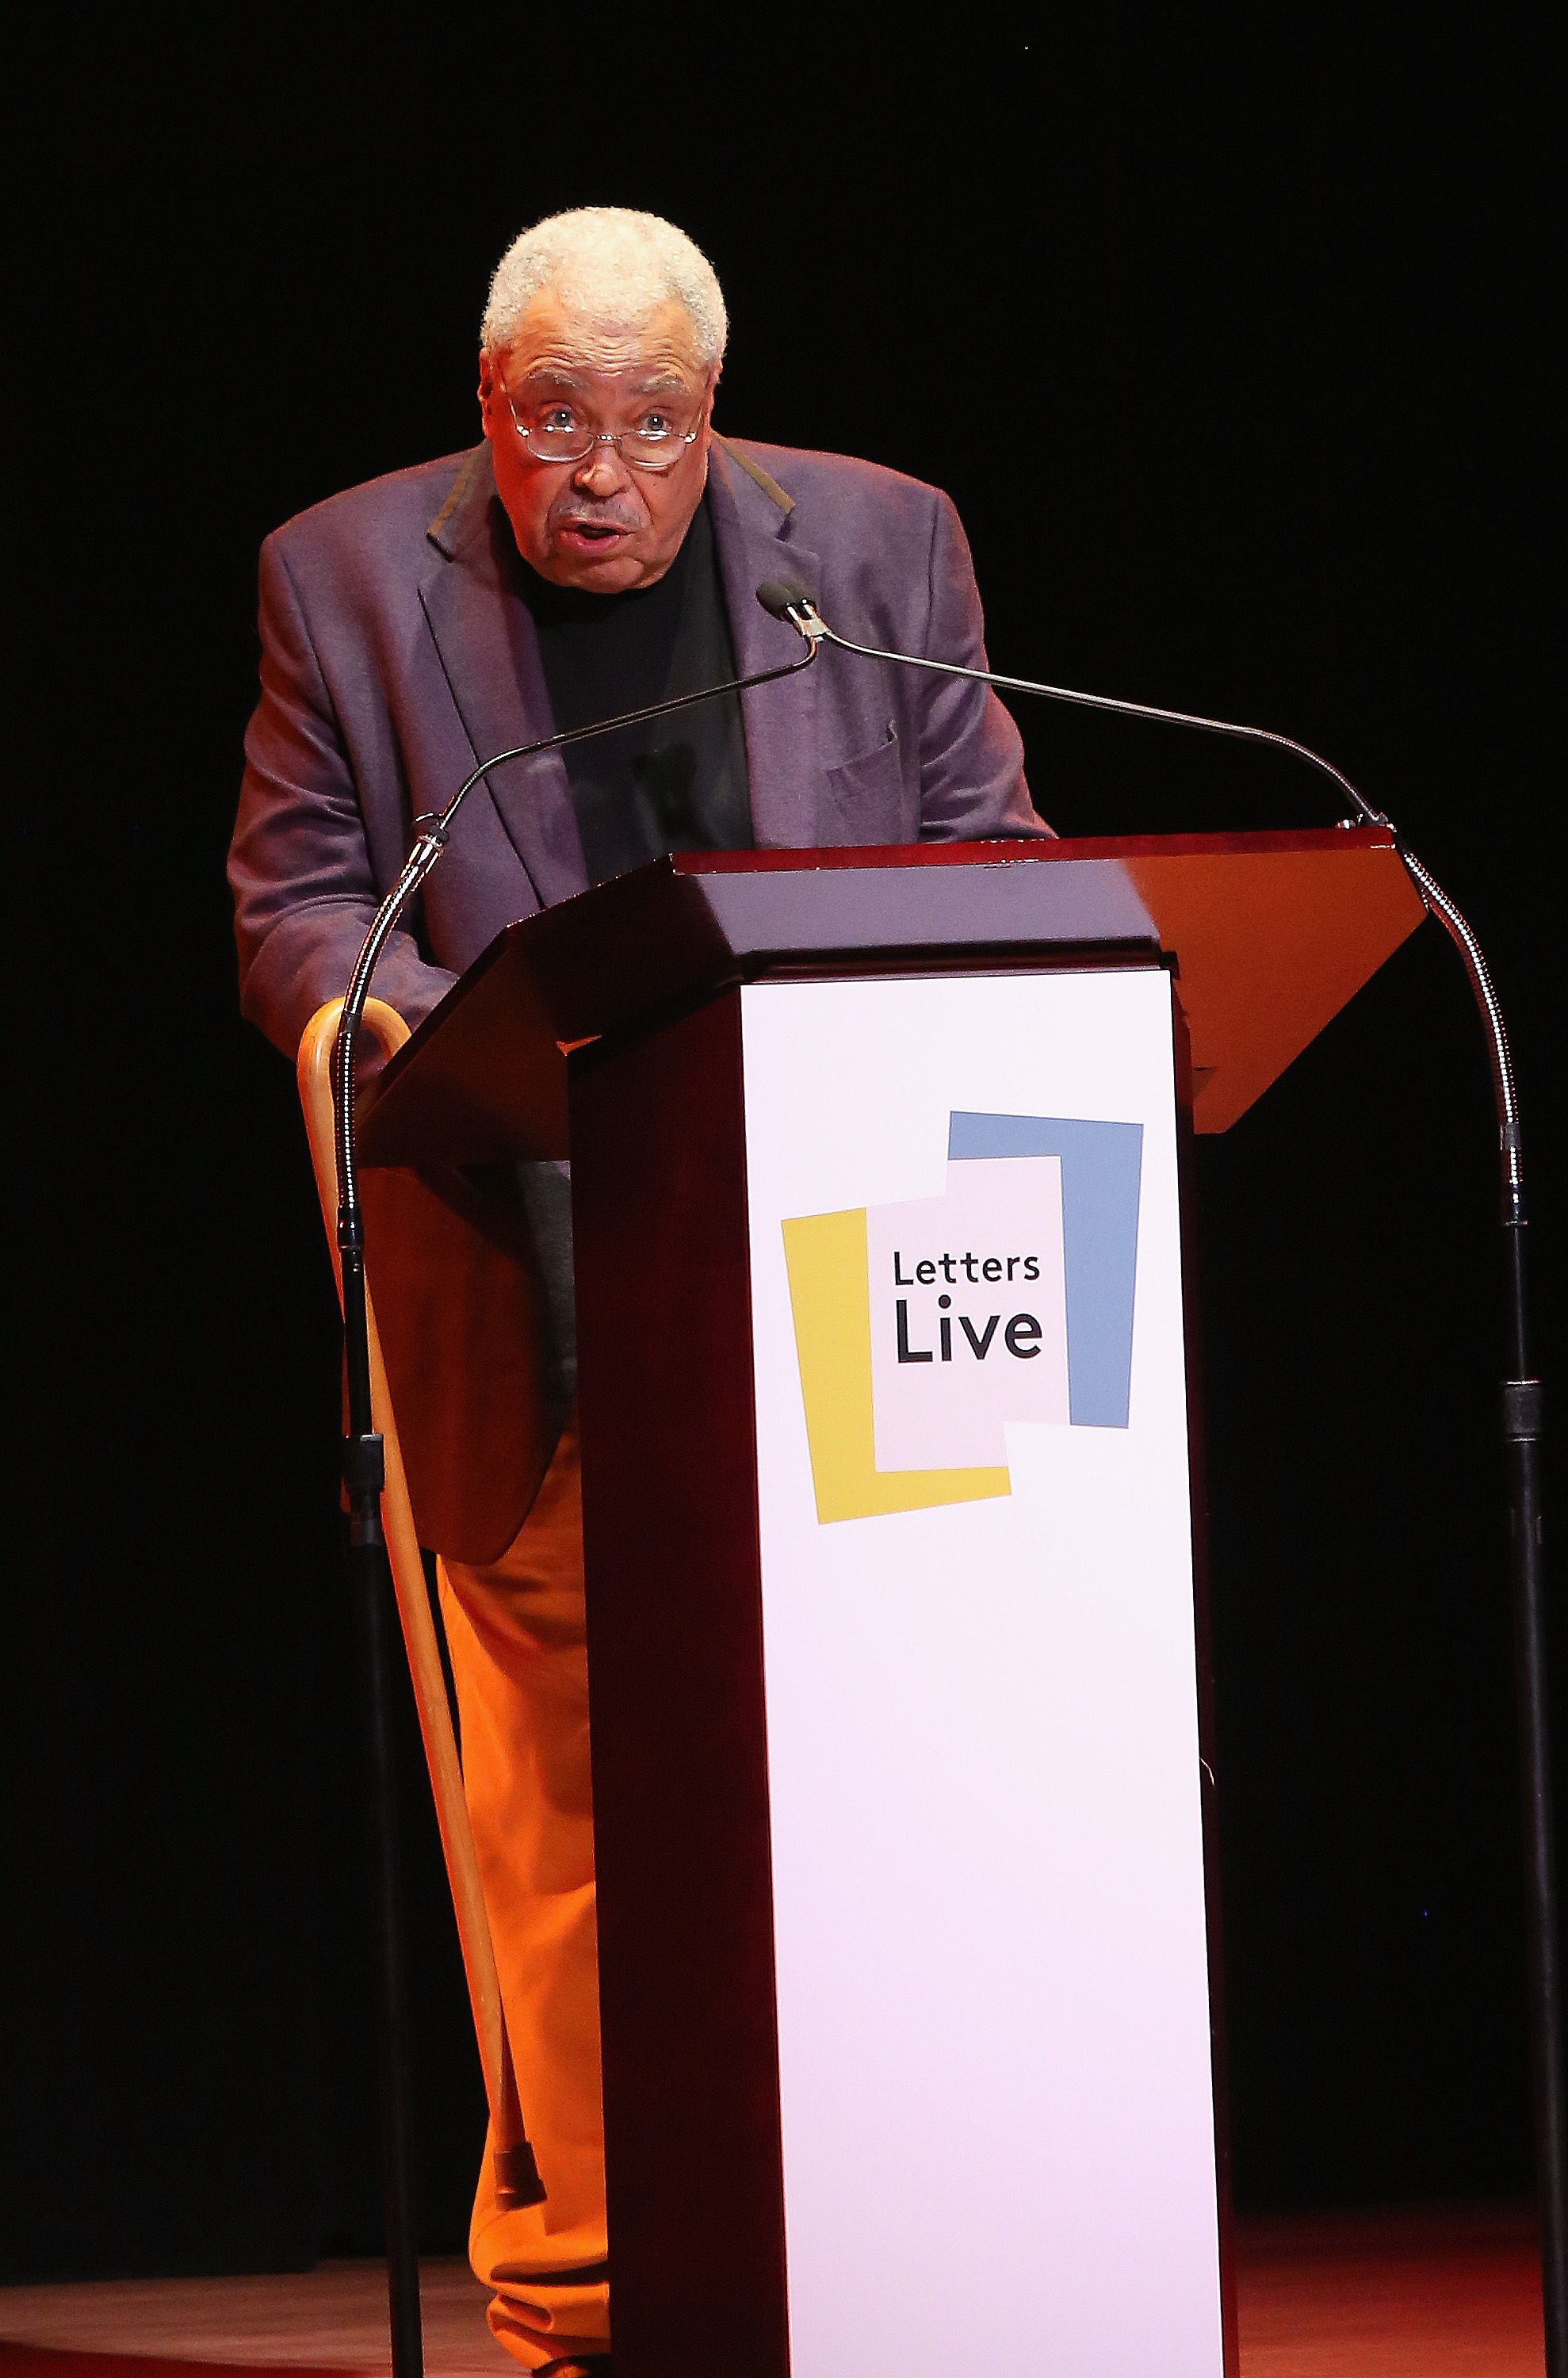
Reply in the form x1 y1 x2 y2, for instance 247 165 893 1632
547 491 646 533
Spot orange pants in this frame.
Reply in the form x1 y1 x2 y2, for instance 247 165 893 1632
437 1419 610 2370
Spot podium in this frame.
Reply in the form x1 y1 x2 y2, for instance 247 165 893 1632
359 830 1425 2378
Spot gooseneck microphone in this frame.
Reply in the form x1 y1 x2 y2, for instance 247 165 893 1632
336 634 820 1237
754 576 1520 1217
756 575 1561 2366
331 621 822 2229
337 625 825 1437
756 576 1390 828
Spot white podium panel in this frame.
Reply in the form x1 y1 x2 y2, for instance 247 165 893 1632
742 967 1225 2377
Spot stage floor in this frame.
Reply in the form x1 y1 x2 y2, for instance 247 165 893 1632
0 2206 1547 2376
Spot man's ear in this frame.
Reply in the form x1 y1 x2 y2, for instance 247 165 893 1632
476 349 498 440
699 362 722 439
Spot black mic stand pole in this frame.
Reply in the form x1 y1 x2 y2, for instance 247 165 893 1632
760 583 1565 2378
1397 856 1565 2378
330 637 820 2378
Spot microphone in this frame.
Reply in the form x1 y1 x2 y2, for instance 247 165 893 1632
331 622 827 2224
754 579 1523 1226
338 629 823 1226
761 592 1563 2330
756 575 1386 829
338 620 825 1260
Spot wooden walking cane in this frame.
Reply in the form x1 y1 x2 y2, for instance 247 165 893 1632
298 998 541 2205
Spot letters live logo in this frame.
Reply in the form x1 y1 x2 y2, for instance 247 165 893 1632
782 1113 1144 1523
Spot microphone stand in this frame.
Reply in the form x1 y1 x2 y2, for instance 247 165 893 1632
763 583 1563 2378
331 636 819 2378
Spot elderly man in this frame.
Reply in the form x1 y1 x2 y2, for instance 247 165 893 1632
231 206 1043 2373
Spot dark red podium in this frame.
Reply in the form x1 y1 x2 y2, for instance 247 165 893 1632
361 829 1425 2378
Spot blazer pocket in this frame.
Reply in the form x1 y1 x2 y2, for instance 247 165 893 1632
818 728 909 847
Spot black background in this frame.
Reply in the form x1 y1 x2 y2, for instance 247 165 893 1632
8 20 1559 2277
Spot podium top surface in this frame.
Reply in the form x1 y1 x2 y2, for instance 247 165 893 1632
359 828 1426 1164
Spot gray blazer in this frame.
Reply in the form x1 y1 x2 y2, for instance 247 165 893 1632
229 434 1044 1059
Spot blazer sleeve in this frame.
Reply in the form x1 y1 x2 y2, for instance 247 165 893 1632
914 492 1050 842
228 534 457 1061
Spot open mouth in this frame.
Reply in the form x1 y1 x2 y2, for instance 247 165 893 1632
558 518 630 549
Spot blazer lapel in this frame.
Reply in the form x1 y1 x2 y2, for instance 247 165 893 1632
419 445 588 909
707 442 822 850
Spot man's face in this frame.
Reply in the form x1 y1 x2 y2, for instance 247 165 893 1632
479 289 717 593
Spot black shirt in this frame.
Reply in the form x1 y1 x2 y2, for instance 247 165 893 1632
515 494 754 884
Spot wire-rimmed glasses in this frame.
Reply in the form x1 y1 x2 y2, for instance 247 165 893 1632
497 370 703 473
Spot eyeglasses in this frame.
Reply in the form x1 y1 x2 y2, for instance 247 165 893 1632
497 370 703 473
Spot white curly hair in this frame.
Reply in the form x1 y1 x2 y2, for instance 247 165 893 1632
480 207 729 366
